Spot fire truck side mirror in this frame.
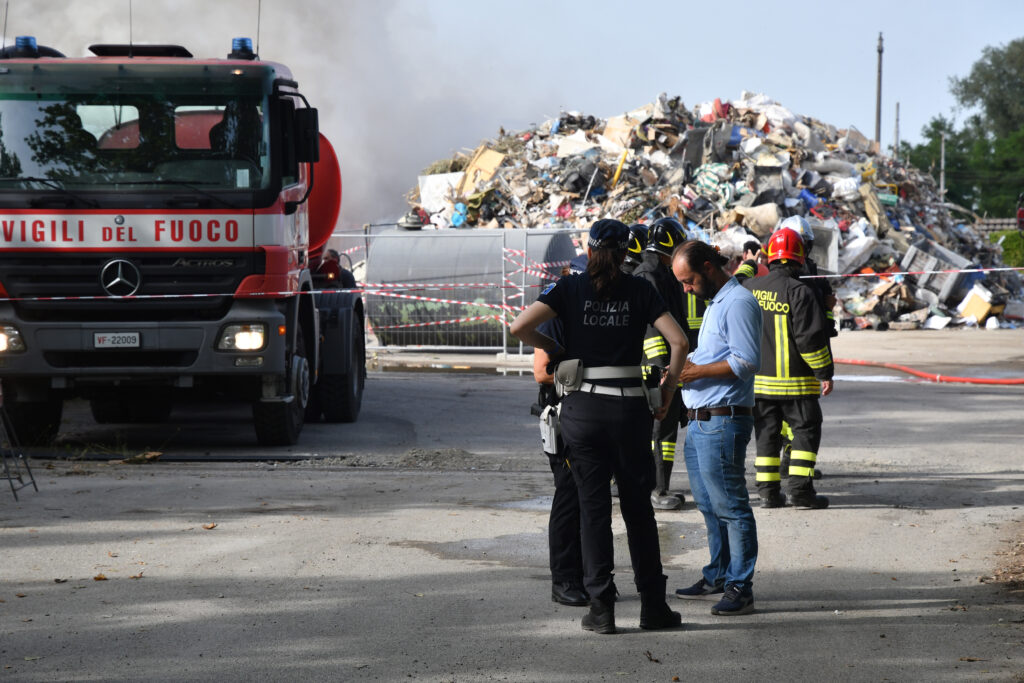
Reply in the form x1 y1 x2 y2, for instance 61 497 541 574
295 108 320 164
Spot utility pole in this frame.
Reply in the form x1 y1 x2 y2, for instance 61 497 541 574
875 33 883 144
939 132 946 200
894 102 900 161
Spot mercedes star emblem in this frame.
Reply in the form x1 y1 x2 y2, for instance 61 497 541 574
100 259 142 297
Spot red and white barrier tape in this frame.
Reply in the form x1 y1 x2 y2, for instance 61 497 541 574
802 265 1024 279
365 289 522 313
360 281 507 290
371 314 503 330
4 262 1015 304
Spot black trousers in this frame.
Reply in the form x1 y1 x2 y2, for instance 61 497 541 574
753 397 823 498
559 392 664 600
547 441 583 584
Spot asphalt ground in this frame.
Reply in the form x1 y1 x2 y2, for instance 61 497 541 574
1 328 1023 681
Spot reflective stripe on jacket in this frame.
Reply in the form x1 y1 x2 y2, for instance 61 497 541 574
743 265 833 398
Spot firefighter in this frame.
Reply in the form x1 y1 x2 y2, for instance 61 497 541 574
743 227 834 509
733 240 767 283
775 216 835 479
632 217 690 510
621 223 648 275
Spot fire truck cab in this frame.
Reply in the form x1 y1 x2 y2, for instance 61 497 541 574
0 36 364 446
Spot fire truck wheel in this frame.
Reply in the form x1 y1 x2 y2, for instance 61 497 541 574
253 329 309 446
304 385 324 422
5 399 63 446
320 320 365 423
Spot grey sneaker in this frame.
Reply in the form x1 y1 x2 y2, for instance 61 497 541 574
674 577 725 599
711 584 754 616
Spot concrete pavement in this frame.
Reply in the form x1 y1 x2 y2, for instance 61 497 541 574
1 328 1023 681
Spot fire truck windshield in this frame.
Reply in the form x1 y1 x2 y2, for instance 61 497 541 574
0 91 270 196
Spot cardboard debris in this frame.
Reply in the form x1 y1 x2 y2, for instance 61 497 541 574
404 90 1022 329
456 146 505 197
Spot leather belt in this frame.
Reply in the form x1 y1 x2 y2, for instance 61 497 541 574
687 406 753 420
578 382 646 398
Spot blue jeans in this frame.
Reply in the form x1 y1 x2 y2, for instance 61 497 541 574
683 414 758 593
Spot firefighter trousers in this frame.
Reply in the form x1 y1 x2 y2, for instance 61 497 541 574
651 388 684 495
753 397 822 499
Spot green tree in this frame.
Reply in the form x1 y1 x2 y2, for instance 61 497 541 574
950 37 1024 139
905 37 1024 217
904 115 977 210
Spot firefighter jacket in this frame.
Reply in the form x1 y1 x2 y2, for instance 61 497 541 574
802 257 838 339
632 251 687 368
743 264 833 398
734 258 758 283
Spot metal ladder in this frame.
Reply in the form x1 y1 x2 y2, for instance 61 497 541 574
1 407 37 501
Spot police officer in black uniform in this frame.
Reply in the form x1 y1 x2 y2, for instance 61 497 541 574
532 257 588 607
511 219 688 635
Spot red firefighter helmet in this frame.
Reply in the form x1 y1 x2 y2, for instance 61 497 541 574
765 227 805 265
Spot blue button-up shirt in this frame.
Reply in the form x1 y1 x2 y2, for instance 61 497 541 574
682 277 762 409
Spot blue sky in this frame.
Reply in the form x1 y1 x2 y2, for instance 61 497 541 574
13 0 1024 226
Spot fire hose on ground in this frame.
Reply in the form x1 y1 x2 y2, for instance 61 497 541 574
835 358 1024 385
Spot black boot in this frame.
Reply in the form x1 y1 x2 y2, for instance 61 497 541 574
651 459 682 510
759 488 787 509
581 596 616 634
639 576 682 630
789 478 829 509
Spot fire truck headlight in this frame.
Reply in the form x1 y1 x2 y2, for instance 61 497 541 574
217 324 266 351
0 325 25 353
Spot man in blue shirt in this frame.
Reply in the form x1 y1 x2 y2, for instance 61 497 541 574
670 240 762 616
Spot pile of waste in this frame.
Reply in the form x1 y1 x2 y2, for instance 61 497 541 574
403 91 1023 330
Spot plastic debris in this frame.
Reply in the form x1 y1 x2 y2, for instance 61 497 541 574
403 91 1022 328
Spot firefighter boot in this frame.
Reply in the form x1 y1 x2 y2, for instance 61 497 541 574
639 575 682 630
581 595 616 634
788 476 829 509
757 484 787 509
651 458 683 510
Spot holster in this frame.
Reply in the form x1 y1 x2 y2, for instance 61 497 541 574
539 404 560 455
554 358 583 397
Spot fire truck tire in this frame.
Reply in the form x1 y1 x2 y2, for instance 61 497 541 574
6 399 63 446
321 321 365 423
253 330 309 446
304 385 324 422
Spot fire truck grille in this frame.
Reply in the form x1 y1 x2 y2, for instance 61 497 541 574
1 252 263 322
44 350 199 368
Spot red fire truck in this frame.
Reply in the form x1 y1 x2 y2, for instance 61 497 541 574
0 36 364 446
